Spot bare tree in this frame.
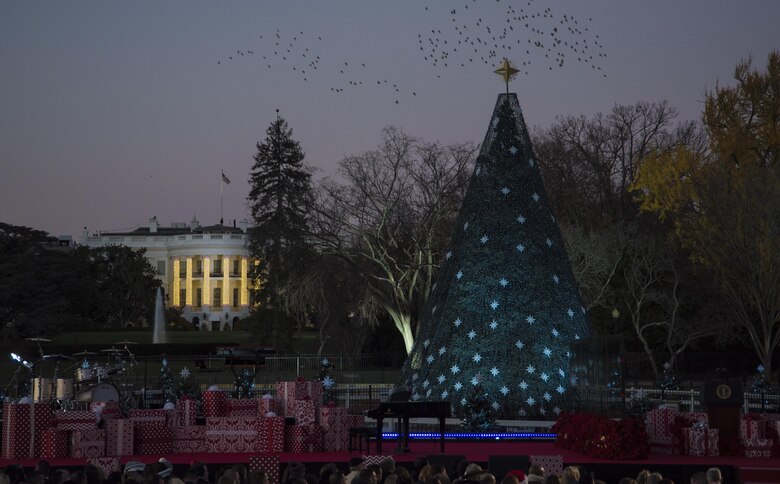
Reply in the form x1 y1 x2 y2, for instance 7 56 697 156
620 232 716 378
309 127 476 353
560 223 627 311
533 101 701 226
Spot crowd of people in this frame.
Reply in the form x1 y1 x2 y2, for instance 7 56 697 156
0 458 726 484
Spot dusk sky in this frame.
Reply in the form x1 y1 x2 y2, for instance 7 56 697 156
1 1 778 238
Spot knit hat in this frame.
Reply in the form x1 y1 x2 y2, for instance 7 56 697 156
158 458 173 478
506 470 526 484
124 461 146 475
464 464 482 478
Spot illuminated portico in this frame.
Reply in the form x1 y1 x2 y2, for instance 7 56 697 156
82 216 253 329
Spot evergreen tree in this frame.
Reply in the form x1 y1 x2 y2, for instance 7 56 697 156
318 358 337 404
247 114 314 345
159 358 175 402
399 94 590 419
176 367 201 401
460 377 495 431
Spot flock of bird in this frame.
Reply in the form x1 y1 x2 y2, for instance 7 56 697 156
216 0 607 105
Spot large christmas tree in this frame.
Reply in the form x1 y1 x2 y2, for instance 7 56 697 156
399 93 590 419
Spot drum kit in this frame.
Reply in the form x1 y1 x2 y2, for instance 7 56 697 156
8 337 140 410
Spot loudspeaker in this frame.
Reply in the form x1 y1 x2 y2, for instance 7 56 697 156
488 455 529 480
427 455 466 479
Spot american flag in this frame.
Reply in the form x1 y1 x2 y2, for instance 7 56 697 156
222 171 231 184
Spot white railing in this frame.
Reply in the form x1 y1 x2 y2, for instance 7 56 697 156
627 386 780 414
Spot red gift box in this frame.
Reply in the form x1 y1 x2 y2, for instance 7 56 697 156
205 417 260 453
249 455 280 484
40 428 69 459
744 438 773 457
128 408 174 427
741 414 766 440
256 417 285 453
683 428 719 456
71 429 106 458
276 380 323 416
172 425 208 453
530 455 563 477
177 397 197 427
294 399 317 426
203 390 228 418
88 457 121 476
134 422 173 455
645 408 677 437
320 406 349 451
106 419 134 456
284 424 323 453
55 410 97 432
227 399 260 418
3 402 53 459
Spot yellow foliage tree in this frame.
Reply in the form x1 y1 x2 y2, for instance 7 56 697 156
633 52 780 373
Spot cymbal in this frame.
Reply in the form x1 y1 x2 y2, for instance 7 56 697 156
26 337 52 342
114 340 138 345
100 348 124 353
42 354 74 361
73 350 97 356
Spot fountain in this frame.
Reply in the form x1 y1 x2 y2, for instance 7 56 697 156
152 287 167 344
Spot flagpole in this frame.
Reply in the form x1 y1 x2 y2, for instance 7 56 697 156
220 170 224 225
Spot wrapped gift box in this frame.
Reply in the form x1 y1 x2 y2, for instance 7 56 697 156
39 428 69 459
172 425 208 453
256 417 285 453
88 457 121 476
55 410 97 432
741 414 766 441
744 438 773 458
71 429 106 458
294 399 317 426
648 435 680 456
284 424 323 453
206 417 260 453
260 395 276 415
178 397 197 427
128 409 174 427
530 455 563 477
276 380 323 416
134 422 173 455
106 419 134 457
227 399 259 418
683 428 719 456
320 406 349 452
346 414 366 429
2 402 53 459
249 455 280 484
645 408 677 437
203 390 228 418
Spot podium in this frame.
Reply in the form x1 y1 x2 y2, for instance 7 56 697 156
702 380 742 440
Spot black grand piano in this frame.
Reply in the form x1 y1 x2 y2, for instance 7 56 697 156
366 396 452 454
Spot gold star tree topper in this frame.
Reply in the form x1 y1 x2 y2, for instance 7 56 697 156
494 58 520 94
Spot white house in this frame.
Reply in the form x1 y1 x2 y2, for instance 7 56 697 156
81 216 252 330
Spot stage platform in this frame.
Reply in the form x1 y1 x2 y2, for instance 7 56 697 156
3 440 780 484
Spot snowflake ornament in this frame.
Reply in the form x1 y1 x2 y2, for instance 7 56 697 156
526 365 536 374
323 376 336 389
543 347 552 357
519 381 529 390
526 315 536 324
468 330 477 339
490 300 499 310
480 235 489 244
499 278 509 287
500 386 510 395
490 367 500 376
491 401 501 411
179 367 191 379
500 187 510 195
454 382 463 391
456 270 463 280
509 146 518 155
473 353 482 363
526 396 536 406
451 365 461 374
489 320 498 330
517 215 526 224
532 192 540 202
454 318 463 327
516 243 526 252
437 374 446 384
515 340 525 350
439 346 447 355
423 339 430 348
